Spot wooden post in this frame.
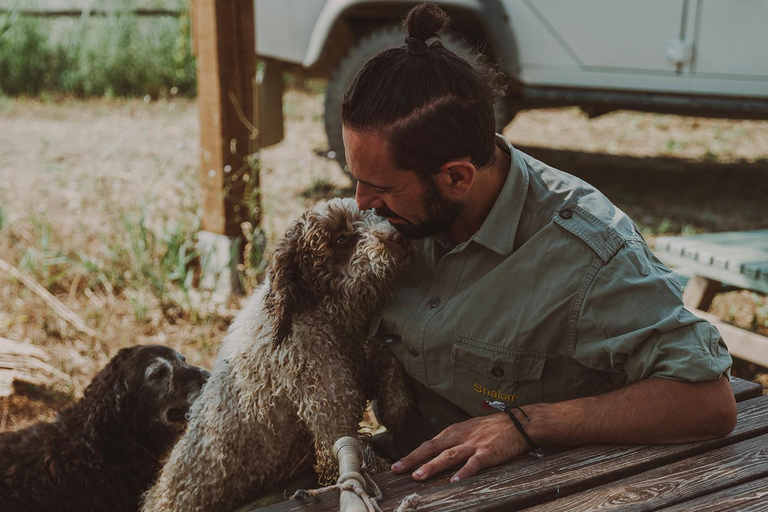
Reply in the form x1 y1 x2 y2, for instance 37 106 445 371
683 275 721 311
192 0 258 295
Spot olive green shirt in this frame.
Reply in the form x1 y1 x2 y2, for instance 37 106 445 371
373 135 732 419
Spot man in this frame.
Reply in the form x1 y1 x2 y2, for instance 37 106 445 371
342 3 736 484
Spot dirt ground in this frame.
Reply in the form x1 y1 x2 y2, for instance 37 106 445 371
1 89 767 431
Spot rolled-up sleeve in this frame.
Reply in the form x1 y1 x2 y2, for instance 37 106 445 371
573 241 732 383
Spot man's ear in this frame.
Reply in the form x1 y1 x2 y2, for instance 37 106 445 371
434 158 476 198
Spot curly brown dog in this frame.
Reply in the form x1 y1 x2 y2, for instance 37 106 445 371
143 198 416 512
0 345 209 512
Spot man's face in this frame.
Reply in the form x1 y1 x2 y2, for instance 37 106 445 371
343 127 463 239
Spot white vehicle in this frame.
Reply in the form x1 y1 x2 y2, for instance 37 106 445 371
253 0 768 169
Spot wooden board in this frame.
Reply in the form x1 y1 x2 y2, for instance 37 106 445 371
654 230 768 294
253 395 768 512
731 376 763 402
520 433 768 511
657 475 768 511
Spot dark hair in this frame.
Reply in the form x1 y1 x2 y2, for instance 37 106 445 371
341 3 502 179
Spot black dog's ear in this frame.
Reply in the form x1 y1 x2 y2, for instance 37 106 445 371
82 347 133 449
263 219 313 346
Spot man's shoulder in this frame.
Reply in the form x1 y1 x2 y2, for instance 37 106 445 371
517 149 643 262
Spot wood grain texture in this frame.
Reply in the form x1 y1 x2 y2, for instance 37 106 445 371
254 396 768 512
193 0 256 237
520 433 768 511
656 475 768 512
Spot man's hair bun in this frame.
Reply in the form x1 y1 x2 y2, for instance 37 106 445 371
404 3 449 42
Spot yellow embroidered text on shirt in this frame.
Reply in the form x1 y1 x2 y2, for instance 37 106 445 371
473 383 518 402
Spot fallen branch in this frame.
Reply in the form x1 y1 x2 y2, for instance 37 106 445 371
0 337 68 397
0 258 99 338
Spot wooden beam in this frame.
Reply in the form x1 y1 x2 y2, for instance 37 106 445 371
0 338 67 397
682 275 721 311
192 0 257 239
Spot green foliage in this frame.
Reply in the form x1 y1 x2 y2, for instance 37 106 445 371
99 205 201 301
0 12 196 97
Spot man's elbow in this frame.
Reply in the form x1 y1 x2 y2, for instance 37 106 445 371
702 379 738 438
708 399 737 438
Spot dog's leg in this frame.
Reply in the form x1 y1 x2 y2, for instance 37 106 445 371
142 370 265 512
286 344 367 485
369 349 415 436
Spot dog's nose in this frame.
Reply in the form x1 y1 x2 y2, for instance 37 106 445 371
391 232 406 246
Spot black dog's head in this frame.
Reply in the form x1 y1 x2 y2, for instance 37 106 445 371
80 345 209 462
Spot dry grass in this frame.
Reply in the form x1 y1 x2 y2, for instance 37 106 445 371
1 88 767 429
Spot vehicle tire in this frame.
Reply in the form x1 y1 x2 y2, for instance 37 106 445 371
324 23 515 177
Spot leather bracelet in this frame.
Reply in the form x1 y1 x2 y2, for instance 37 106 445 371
483 400 541 452
504 405 539 451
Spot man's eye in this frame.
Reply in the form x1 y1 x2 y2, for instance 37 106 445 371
372 187 387 194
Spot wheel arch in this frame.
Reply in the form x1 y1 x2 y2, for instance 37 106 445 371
304 0 520 81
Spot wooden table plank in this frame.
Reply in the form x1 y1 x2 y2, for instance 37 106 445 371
257 396 768 512
519 433 768 511
656 475 768 512
731 376 763 402
656 253 768 294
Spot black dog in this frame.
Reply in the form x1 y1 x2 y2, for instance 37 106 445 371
0 345 209 512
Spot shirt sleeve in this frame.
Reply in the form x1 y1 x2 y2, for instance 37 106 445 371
573 240 732 383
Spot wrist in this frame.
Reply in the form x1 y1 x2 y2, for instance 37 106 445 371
505 405 539 451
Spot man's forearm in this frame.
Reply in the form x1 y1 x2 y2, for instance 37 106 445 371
524 375 737 447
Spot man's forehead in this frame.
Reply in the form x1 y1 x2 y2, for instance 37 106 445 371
342 127 394 176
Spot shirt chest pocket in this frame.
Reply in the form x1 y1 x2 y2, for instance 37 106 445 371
451 336 545 416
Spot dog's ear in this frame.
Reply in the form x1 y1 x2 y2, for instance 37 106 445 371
264 220 313 346
82 347 133 450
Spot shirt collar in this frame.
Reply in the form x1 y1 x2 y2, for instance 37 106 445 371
469 134 529 255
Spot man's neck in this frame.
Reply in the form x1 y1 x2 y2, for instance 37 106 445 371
446 144 511 245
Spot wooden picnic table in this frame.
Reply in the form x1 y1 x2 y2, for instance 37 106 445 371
249 378 765 512
653 229 768 368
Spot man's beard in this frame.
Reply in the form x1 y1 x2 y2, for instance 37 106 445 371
375 180 463 240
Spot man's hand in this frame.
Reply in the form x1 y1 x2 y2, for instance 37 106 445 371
390 376 736 483
390 411 531 482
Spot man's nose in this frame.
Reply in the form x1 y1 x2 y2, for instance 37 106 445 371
355 182 384 210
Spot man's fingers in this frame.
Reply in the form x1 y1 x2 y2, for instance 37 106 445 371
410 445 475 481
391 436 457 473
450 451 490 482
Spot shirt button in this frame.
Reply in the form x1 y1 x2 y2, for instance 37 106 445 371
429 297 441 309
429 417 438 427
559 208 573 220
408 347 419 357
491 366 505 378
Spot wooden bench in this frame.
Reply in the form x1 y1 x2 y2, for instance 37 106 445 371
654 229 768 368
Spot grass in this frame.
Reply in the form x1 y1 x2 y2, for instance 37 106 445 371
6 198 241 327
0 12 196 97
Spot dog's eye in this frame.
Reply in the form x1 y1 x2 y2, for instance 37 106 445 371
335 234 348 244
149 366 168 381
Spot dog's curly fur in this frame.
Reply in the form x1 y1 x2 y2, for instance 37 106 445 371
0 345 209 512
143 198 416 512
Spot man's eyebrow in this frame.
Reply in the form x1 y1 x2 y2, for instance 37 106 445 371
357 177 391 190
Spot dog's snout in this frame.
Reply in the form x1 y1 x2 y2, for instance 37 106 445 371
391 231 406 246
